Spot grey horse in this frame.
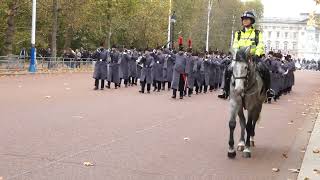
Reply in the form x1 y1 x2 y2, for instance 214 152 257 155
227 47 267 159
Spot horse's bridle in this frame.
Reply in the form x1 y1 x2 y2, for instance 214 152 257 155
231 60 250 83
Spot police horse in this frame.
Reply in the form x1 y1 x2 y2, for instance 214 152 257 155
227 47 267 158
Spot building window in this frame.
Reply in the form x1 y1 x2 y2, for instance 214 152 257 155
301 32 305 36
284 41 288 50
276 41 280 49
293 32 298 39
292 42 297 50
267 40 271 50
277 32 280 38
268 31 272 38
316 33 319 42
285 32 288 38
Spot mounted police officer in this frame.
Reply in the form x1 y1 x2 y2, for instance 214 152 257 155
218 11 270 99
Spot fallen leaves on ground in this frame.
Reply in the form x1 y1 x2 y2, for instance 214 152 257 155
72 116 84 119
272 168 280 172
282 153 288 159
288 168 300 173
313 169 320 175
83 162 94 166
313 149 320 154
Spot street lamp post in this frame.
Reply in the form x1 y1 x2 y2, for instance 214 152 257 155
230 15 236 48
29 0 37 72
167 0 172 49
170 11 177 50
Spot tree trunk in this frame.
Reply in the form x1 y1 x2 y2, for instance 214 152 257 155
105 0 112 49
63 26 73 49
51 0 58 57
3 0 18 55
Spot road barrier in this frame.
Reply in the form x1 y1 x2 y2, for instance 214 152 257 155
0 56 94 73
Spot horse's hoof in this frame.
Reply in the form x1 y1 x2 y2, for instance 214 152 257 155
243 151 251 158
237 141 245 151
228 150 236 159
250 137 255 147
243 148 251 158
237 145 245 152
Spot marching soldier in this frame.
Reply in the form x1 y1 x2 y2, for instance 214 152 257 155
119 49 130 87
152 49 165 92
194 53 204 94
163 49 175 90
107 46 121 89
92 42 108 90
171 47 187 99
185 50 198 97
139 50 154 93
128 49 138 86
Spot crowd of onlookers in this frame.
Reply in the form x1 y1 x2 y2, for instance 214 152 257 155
294 59 320 71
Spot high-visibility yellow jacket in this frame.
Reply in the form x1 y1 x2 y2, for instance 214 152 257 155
232 27 265 57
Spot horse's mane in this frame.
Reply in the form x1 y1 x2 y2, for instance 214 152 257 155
235 47 251 62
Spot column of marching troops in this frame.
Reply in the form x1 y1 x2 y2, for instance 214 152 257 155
92 44 296 103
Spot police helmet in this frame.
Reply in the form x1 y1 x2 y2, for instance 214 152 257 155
241 11 256 24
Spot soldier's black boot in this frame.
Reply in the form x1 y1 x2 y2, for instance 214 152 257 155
140 81 146 93
168 82 171 90
162 82 165 90
157 81 161 92
179 91 184 99
218 91 228 99
101 80 105 90
147 84 151 93
94 79 99 90
172 89 177 99
106 81 111 89
204 85 208 93
188 88 192 97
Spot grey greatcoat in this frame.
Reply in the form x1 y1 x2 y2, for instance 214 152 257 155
194 59 203 86
128 51 138 78
201 59 211 86
152 53 165 82
163 53 175 82
119 52 130 80
92 48 108 80
140 55 154 84
108 50 121 84
269 59 285 95
185 55 197 89
219 57 232 89
209 58 218 86
171 52 186 90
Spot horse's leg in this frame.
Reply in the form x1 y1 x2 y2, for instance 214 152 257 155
237 109 246 152
228 100 239 159
243 111 253 158
250 104 262 147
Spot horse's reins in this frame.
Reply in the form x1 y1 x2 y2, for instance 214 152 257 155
232 60 261 109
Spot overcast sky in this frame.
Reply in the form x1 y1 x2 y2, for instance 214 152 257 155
261 0 319 18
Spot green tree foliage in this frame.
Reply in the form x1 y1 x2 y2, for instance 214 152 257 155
0 0 263 55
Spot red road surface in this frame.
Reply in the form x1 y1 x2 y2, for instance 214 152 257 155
0 71 320 180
